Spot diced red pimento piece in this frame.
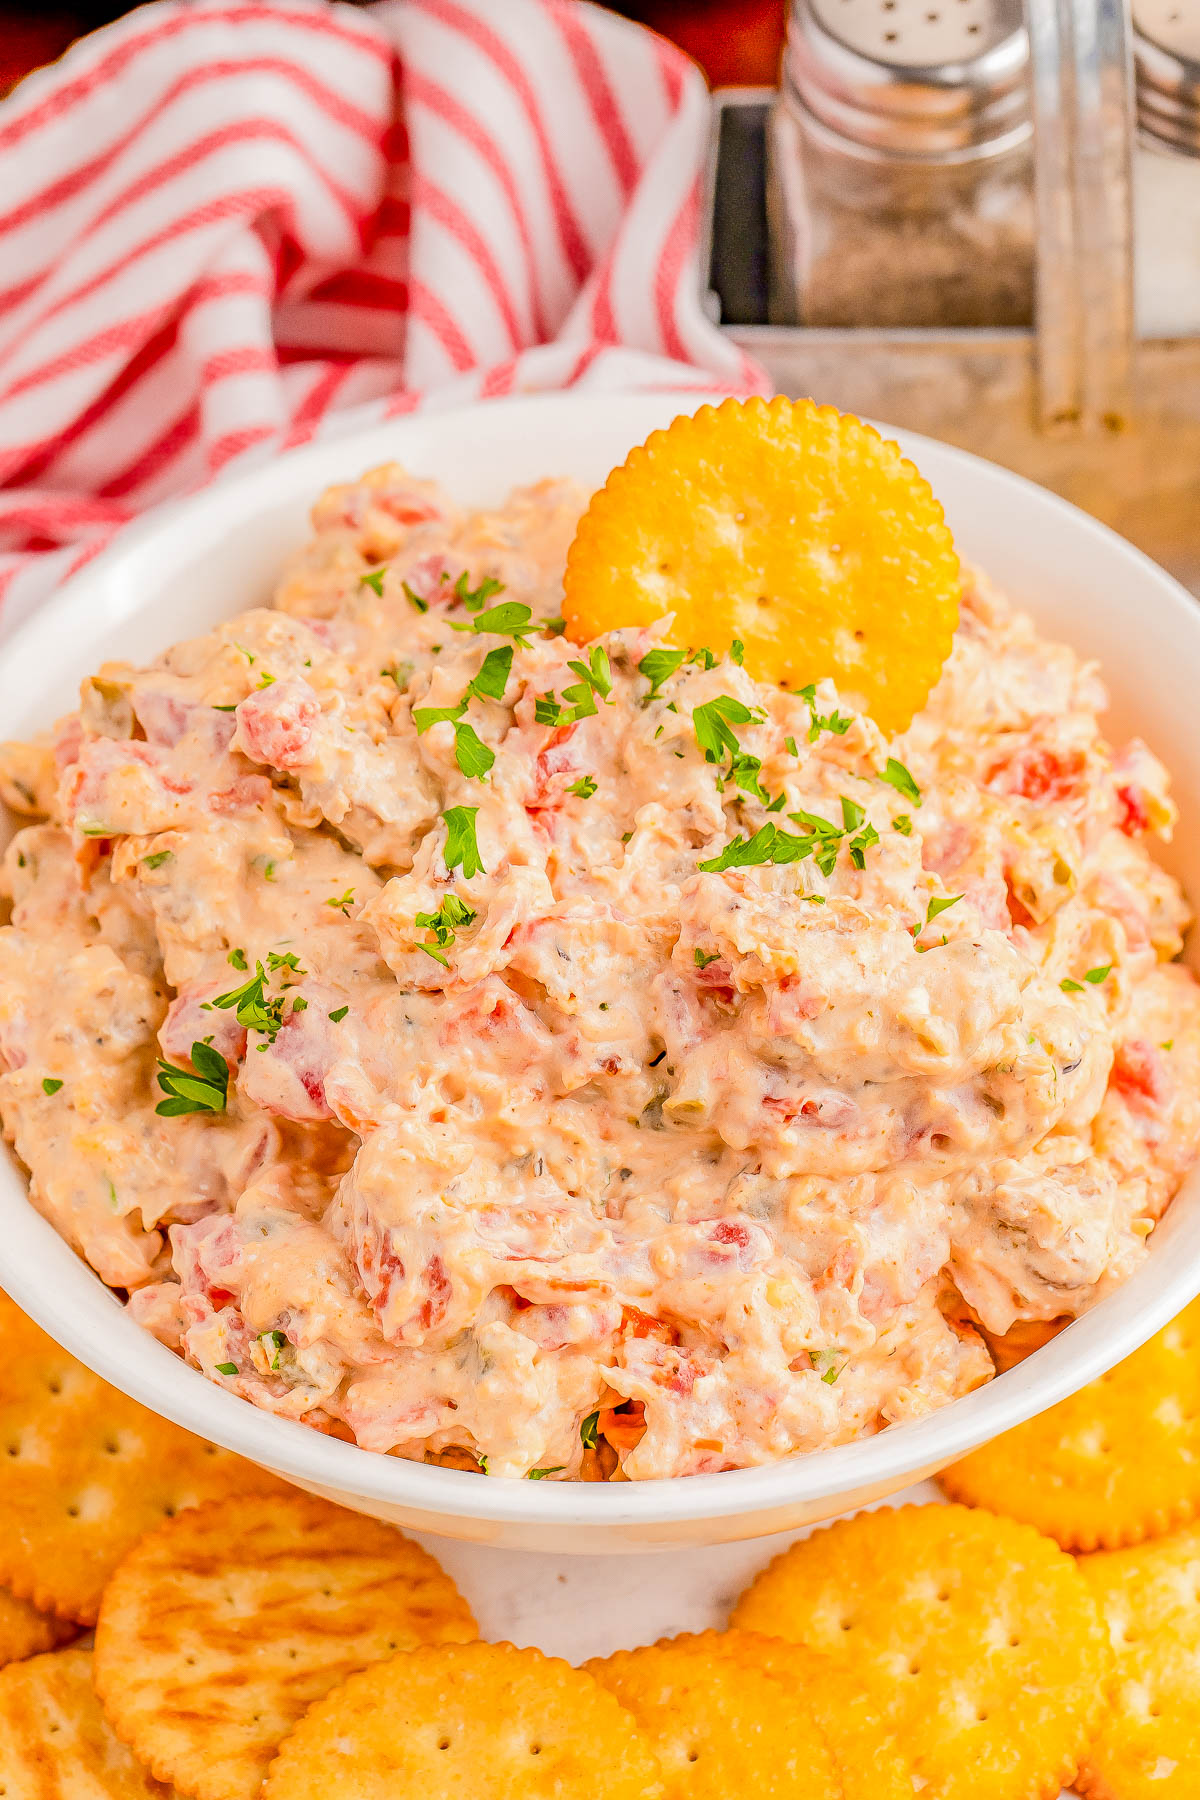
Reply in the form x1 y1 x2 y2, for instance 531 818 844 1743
986 742 1087 804
528 723 585 810
397 552 462 608
1115 784 1150 836
238 1003 337 1121
1111 1037 1169 1113
159 985 247 1067
233 678 320 771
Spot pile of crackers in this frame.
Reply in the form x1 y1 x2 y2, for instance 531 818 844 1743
0 1291 1197 1799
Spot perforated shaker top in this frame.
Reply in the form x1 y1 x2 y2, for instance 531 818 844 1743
785 0 1030 156
809 0 1023 71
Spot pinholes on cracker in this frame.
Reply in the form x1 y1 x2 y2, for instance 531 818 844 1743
731 1503 1110 1800
0 1587 75 1668
262 1641 665 1800
562 396 960 735
1077 1522 1200 1799
0 1645 171 1800
93 1492 477 1800
585 1629 840 1800
940 1296 1200 1550
0 1296 284 1624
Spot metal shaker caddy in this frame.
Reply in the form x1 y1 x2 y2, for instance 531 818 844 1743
701 1 1200 595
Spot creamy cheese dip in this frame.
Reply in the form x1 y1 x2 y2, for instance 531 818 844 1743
1 463 1198 1482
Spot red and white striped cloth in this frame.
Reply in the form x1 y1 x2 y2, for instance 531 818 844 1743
0 0 766 635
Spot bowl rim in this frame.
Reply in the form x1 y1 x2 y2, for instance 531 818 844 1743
3 385 1200 1533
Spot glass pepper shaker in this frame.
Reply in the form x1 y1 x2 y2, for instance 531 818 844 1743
1133 1 1200 338
767 0 1035 329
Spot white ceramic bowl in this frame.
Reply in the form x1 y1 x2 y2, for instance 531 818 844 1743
3 390 1200 1552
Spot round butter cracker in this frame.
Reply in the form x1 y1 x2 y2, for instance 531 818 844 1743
263 1641 665 1800
731 1502 1110 1800
1078 1521 1200 1800
563 397 960 735
0 1645 173 1800
0 1295 284 1623
940 1297 1200 1550
93 1492 477 1800
585 1629 840 1798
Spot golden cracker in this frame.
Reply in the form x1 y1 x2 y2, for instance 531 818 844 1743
93 1491 477 1800
0 1645 172 1800
0 1586 76 1667
263 1641 663 1800
563 397 960 735
585 1629 840 1799
940 1296 1200 1550
731 1502 1110 1800
1077 1521 1200 1800
0 1294 284 1623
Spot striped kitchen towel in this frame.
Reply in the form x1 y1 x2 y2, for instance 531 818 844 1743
0 0 765 636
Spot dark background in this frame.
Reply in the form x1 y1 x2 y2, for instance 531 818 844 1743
1 0 787 96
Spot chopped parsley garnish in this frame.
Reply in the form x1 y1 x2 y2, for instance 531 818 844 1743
328 1006 349 1023
326 889 355 915
291 996 308 1012
360 566 387 597
797 683 853 742
443 807 484 878
78 821 111 838
689 647 718 670
228 947 248 970
694 948 719 969
412 698 468 733
563 646 613 719
211 964 288 1040
879 757 922 806
1063 965 1112 992
215 1362 238 1377
381 661 413 690
567 776 597 799
638 647 686 697
211 703 238 712
255 671 276 689
785 736 799 757
155 1042 229 1116
527 1466 565 1480
451 599 539 644
922 894 963 937
451 721 495 780
267 951 304 975
729 637 745 666
142 850 173 869
233 641 256 665
259 1329 287 1369
698 824 803 872
580 1410 600 1450
41 1078 63 1096
693 694 762 766
468 646 513 703
401 580 428 613
893 814 913 836
415 893 477 966
534 694 564 727
454 572 505 612
543 615 566 636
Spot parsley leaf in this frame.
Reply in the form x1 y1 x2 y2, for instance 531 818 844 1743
155 1042 229 1116
326 889 355 916
797 683 853 741
413 698 468 734
689 647 718 670
227 947 248 970
452 721 495 781
893 814 913 836
41 1078 63 1096
729 637 745 666
401 580 429 613
1060 977 1084 993
693 695 759 766
267 951 304 975
415 893 477 966
468 645 513 703
638 647 686 697
142 850 173 869
328 1006 349 1023
443 807 484 878
211 964 288 1040
259 1329 287 1369
840 796 866 832
567 775 597 799
534 693 564 727
360 567 387 597
1085 964 1112 984
454 572 505 613
451 600 538 643
848 822 880 869
527 1465 566 1480
580 1410 600 1450
694 948 720 969
215 1362 238 1376
879 757 922 806
925 893 963 925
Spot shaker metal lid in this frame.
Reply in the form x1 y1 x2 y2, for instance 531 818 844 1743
1135 1 1200 157
783 0 1031 158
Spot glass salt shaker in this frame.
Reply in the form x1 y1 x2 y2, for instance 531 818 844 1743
1132 2 1200 339
767 0 1035 329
